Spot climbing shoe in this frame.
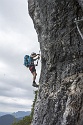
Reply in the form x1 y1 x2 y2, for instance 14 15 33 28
32 82 39 88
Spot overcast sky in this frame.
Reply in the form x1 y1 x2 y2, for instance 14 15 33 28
0 0 41 113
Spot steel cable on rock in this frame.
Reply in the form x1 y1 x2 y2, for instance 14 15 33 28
59 26 77 41
54 16 77 43
74 18 83 40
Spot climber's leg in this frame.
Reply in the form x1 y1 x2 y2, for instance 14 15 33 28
29 66 39 87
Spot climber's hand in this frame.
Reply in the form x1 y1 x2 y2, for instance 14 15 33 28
37 54 40 60
38 56 40 60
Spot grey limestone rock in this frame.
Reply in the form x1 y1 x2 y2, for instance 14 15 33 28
28 0 83 125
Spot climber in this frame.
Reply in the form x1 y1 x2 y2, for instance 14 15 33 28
24 52 40 87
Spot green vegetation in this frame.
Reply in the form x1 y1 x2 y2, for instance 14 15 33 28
12 90 38 125
30 90 38 119
12 116 31 125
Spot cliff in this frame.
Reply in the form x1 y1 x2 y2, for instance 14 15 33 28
28 0 83 125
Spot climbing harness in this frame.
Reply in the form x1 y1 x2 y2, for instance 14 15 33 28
74 17 83 40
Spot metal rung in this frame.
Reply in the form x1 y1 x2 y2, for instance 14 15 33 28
74 18 83 23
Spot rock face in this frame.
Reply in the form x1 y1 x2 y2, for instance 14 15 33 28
28 0 83 125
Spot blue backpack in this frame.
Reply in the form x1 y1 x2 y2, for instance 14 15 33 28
24 55 31 67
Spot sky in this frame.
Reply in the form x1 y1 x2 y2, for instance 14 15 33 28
0 0 41 113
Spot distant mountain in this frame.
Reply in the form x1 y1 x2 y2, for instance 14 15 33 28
0 111 31 125
0 114 19 125
0 112 10 117
0 111 31 118
12 111 30 118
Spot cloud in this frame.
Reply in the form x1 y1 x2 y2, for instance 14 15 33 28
0 96 32 112
0 96 32 105
0 0 41 112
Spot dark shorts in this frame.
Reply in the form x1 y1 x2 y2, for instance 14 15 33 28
29 66 36 73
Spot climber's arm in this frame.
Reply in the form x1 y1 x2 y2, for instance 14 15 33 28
33 54 40 61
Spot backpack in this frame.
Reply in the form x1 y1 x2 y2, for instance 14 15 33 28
24 55 31 67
